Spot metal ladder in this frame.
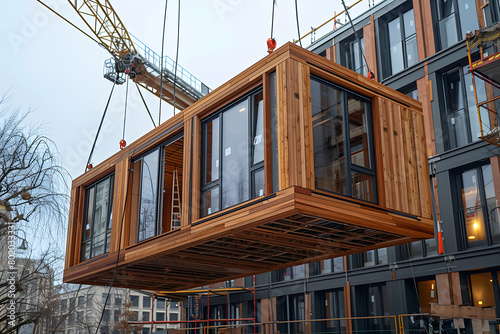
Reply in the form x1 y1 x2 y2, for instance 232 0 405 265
171 168 181 230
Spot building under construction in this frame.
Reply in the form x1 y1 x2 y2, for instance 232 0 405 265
60 0 500 333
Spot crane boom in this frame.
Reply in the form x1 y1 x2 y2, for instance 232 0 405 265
38 0 209 110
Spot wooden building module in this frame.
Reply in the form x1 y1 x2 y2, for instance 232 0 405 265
64 43 434 291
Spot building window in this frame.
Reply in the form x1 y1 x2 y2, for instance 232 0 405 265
81 174 114 261
114 310 121 322
379 6 418 78
417 279 438 313
434 0 479 50
459 164 500 248
314 289 346 333
142 311 150 321
272 265 306 282
143 296 151 308
399 238 438 260
469 272 496 308
134 135 184 242
443 65 489 149
224 280 235 288
115 296 122 306
201 89 264 217
157 298 166 309
311 76 376 203
310 257 344 275
86 294 93 307
156 312 165 321
170 301 179 310
78 296 85 308
61 299 67 312
341 33 368 75
130 295 139 307
482 0 500 26
169 313 179 321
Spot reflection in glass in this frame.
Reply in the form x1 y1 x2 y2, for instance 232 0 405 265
202 187 220 217
92 178 110 256
405 35 418 68
252 168 265 198
352 172 374 202
138 150 160 242
222 101 250 209
482 165 500 244
448 111 469 148
253 95 264 164
388 17 404 74
462 169 487 247
348 97 370 168
439 14 458 49
470 272 495 307
458 0 479 39
464 65 489 139
311 79 346 195
376 248 388 265
205 117 220 183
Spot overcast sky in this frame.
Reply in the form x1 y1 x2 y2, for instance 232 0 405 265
1 0 380 266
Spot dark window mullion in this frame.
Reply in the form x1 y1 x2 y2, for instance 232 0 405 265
459 67 473 142
343 91 353 196
350 165 376 176
89 186 98 259
248 95 253 197
218 112 224 208
156 147 164 235
399 12 407 69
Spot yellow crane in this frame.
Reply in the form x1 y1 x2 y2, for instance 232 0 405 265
37 0 209 110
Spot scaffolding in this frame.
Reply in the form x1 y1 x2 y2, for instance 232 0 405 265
466 23 500 146
128 284 256 333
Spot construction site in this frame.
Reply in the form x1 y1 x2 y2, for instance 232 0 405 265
37 0 500 333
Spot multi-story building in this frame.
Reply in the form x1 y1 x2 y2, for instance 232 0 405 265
54 286 180 334
182 0 500 333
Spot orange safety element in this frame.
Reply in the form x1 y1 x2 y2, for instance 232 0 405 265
267 38 277 54
119 139 126 150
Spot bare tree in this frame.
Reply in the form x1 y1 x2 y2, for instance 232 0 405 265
0 92 70 333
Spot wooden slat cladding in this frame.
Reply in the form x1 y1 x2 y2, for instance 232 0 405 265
64 43 433 289
373 97 431 219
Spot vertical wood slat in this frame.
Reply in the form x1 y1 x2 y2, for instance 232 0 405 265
110 158 129 252
402 107 419 216
417 73 436 157
65 186 80 269
302 64 314 189
277 61 289 190
413 111 432 218
263 72 274 195
191 116 202 222
363 15 378 80
129 159 142 246
393 104 409 213
182 118 193 226
287 59 298 187
372 97 386 209
419 0 436 56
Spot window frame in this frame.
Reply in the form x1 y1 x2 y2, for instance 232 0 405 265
311 75 378 204
81 173 115 262
134 132 184 242
434 0 480 50
378 5 418 79
456 163 499 249
201 88 265 217
341 31 368 76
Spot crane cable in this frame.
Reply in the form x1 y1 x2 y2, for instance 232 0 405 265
294 0 303 47
121 76 129 148
85 76 118 172
135 83 157 128
270 0 276 39
340 0 371 76
172 0 181 115
158 0 169 125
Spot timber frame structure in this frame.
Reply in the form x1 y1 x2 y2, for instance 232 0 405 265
64 43 433 291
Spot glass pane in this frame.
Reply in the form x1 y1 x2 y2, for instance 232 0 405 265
445 70 464 113
482 165 500 244
84 187 95 239
321 259 332 274
462 169 488 247
409 241 423 258
253 94 264 164
352 172 374 202
82 241 90 261
447 111 470 148
376 248 388 265
425 238 438 256
439 0 455 17
403 9 416 37
405 35 418 67
202 187 220 216
464 66 489 139
292 264 306 279
458 0 479 39
439 15 459 49
222 101 250 209
388 17 404 74
270 72 279 193
91 178 111 257
406 89 419 101
252 168 265 198
333 257 344 272
348 96 370 168
364 250 375 266
470 272 495 307
138 151 159 242
311 79 346 195
417 280 438 313
205 117 220 183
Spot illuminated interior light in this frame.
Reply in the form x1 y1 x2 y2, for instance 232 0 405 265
431 283 434 290
239 108 246 112
473 222 478 230
478 301 483 305
468 236 476 239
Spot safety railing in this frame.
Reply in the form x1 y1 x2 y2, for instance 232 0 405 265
202 315 398 334
130 33 210 97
